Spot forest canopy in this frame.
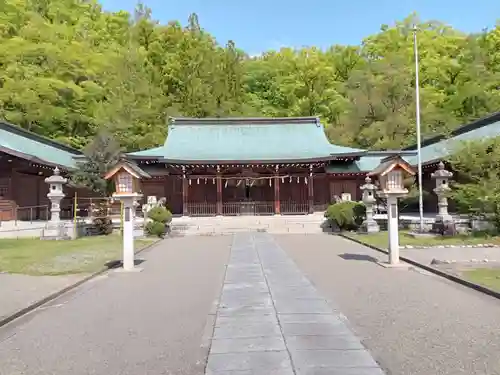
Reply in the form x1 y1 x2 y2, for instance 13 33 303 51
1 0 499 152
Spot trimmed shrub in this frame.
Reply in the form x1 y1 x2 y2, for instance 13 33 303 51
145 221 167 238
325 201 366 231
145 206 172 238
148 206 172 224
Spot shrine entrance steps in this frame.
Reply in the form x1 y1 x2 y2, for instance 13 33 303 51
169 213 328 236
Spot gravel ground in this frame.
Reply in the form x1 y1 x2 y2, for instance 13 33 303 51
0 236 231 375
275 234 500 375
0 273 86 322
401 246 500 264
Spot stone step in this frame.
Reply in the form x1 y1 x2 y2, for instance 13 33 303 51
168 214 328 237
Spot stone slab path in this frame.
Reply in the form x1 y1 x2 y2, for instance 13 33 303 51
206 233 385 375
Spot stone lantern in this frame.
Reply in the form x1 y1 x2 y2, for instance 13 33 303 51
369 155 415 267
104 161 150 272
45 167 67 223
360 176 379 233
41 167 68 240
431 161 453 223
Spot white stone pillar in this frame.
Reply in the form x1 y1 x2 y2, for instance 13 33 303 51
113 193 142 272
123 198 135 271
387 196 400 265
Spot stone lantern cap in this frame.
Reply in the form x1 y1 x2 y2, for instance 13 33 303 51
104 159 151 196
360 176 377 191
368 155 415 178
44 167 67 184
104 160 151 181
368 155 415 197
431 161 453 179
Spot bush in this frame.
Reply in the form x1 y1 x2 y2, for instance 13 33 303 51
145 206 172 238
325 201 366 231
92 201 113 235
147 206 172 224
93 217 113 235
145 221 167 238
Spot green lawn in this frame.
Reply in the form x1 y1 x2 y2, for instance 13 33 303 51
344 231 500 249
463 268 500 292
0 235 158 275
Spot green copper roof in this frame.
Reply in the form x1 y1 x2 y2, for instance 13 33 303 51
128 117 365 163
0 122 80 168
405 115 500 165
325 156 384 173
127 146 164 158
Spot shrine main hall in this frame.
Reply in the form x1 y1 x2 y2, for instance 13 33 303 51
126 116 412 216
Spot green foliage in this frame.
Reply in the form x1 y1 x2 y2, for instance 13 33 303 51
145 206 172 238
325 201 366 231
91 201 113 235
147 206 172 224
0 4 499 151
70 131 122 196
399 179 432 211
145 221 166 238
93 217 113 235
448 138 500 231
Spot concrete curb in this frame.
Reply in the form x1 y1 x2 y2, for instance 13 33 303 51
339 233 500 301
0 239 161 329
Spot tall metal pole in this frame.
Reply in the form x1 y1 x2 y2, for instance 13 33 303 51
413 25 424 232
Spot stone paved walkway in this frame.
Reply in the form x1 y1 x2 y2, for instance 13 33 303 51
0 273 86 322
206 233 385 375
0 236 231 375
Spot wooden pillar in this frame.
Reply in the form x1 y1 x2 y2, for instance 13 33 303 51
274 167 280 215
182 167 188 216
216 166 222 216
308 166 314 214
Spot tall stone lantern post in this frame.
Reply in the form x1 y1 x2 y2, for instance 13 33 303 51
369 156 415 267
431 161 453 223
360 176 379 233
104 161 150 272
41 167 68 240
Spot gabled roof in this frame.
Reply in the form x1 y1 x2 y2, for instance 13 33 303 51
404 111 500 165
128 117 366 163
368 155 415 177
104 160 151 180
325 151 417 174
0 121 81 169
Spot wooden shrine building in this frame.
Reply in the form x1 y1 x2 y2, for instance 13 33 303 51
0 121 86 221
127 117 400 216
3 111 500 220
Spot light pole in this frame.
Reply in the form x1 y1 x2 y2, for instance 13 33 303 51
413 24 424 232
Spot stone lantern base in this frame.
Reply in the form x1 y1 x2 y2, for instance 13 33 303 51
41 222 70 240
431 219 457 236
360 219 380 233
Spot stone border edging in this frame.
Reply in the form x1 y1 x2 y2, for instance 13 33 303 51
0 239 161 329
338 234 500 301
401 244 499 249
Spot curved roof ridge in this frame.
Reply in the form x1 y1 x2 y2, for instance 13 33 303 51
129 117 364 162
0 121 81 155
403 111 500 150
170 116 320 126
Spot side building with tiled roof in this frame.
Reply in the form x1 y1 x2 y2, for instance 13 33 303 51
0 121 88 221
